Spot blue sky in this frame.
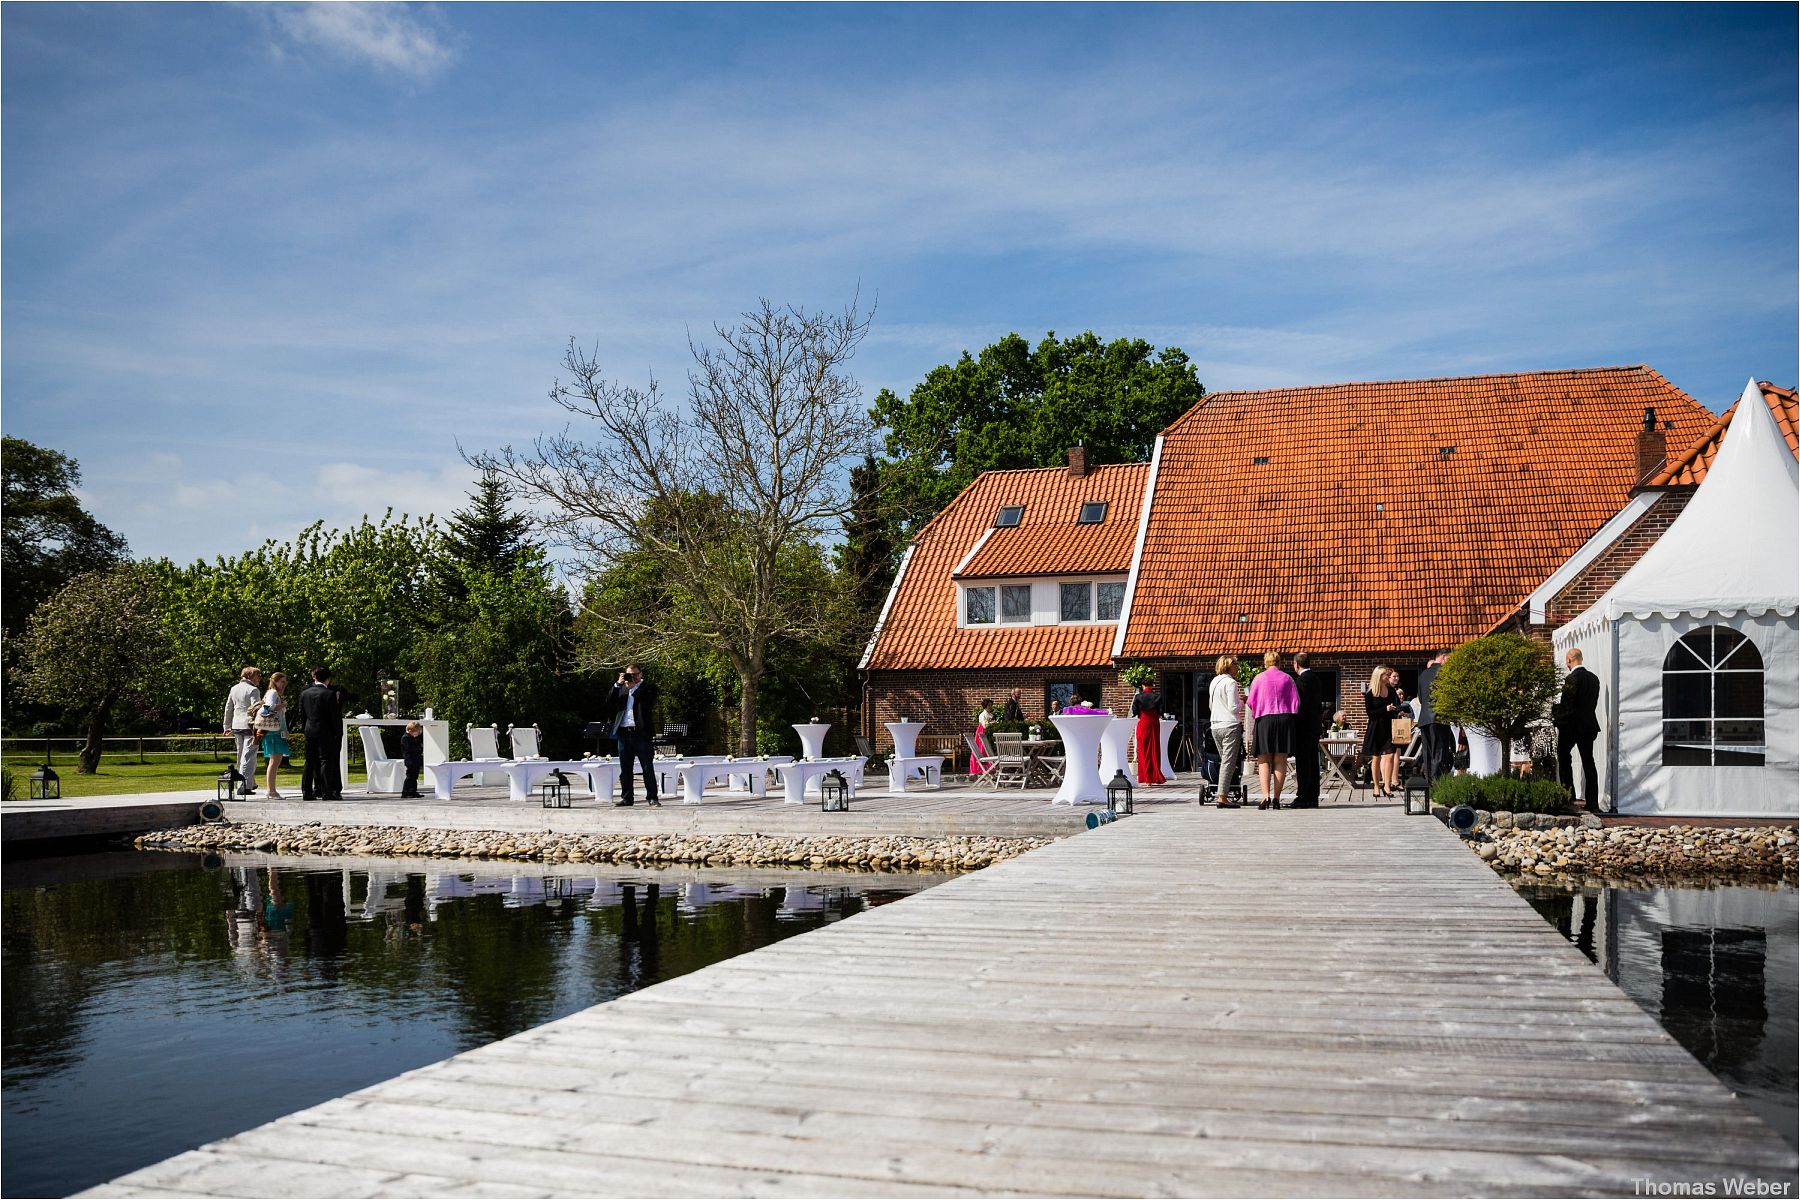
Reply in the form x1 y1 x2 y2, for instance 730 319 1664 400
5 3 1795 566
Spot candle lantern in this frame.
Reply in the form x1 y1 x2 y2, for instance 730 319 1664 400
1106 769 1134 816
216 767 244 803
819 768 852 812
29 765 60 801
380 678 401 720
540 771 572 808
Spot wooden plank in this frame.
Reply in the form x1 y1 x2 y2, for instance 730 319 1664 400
85 807 1797 1197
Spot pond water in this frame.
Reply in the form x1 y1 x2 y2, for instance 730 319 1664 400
1 851 952 1198
1518 879 1798 1148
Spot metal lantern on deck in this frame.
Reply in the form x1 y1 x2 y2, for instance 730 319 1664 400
1106 769 1134 816
820 768 852 812
29 765 60 800
216 766 244 802
540 770 572 809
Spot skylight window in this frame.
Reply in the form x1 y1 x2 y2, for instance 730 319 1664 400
994 505 1025 528
1077 501 1108 524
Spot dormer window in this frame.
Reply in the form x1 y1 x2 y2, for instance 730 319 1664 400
1077 501 1108 524
994 505 1024 528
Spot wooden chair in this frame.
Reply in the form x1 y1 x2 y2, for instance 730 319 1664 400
990 732 1031 790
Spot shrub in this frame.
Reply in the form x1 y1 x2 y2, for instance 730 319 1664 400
1429 772 1572 813
1431 634 1560 769
1 769 14 802
1122 663 1157 688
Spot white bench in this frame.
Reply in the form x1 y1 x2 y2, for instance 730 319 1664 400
888 754 947 793
426 758 617 802
780 757 863 805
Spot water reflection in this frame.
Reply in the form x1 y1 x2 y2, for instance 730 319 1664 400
2 851 950 1198
1520 880 1797 1148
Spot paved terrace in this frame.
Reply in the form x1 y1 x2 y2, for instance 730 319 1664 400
86 805 1795 1198
3 771 1380 843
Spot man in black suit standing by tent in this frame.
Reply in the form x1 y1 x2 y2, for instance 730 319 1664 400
606 664 661 807
1289 652 1332 808
1554 648 1602 812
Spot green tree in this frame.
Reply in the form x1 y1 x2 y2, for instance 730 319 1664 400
1431 634 1561 771
1 436 128 638
13 564 169 771
871 331 1205 537
440 470 532 580
475 298 874 755
154 514 437 723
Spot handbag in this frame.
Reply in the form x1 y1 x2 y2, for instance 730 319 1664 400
255 705 282 733
1390 715 1416 745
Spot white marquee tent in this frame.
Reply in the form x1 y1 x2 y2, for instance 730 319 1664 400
1555 379 1798 817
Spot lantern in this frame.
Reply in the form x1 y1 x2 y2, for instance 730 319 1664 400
216 767 244 803
29 765 60 800
380 678 401 720
1402 773 1431 816
1106 769 1134 816
540 770 572 808
819 768 852 812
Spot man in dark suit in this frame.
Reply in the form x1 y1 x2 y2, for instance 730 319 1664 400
1289 652 1332 808
1416 648 1454 783
605 664 661 807
1002 688 1024 722
297 667 350 802
1554 648 1602 812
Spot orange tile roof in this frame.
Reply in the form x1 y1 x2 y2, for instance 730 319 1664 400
1118 366 1717 658
864 462 1148 670
1641 381 1798 488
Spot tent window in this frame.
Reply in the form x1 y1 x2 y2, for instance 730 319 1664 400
1662 626 1764 766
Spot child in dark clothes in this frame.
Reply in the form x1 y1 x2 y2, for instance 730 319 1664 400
400 721 424 798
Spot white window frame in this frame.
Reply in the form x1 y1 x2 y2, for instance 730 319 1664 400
1059 581 1093 622
999 584 1032 623
957 576 1129 628
964 585 996 626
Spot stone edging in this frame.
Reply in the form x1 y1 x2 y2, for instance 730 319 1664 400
1454 821 1796 883
133 822 1058 872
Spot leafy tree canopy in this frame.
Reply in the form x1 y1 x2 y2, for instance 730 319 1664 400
14 563 168 771
1431 634 1561 770
870 331 1205 539
2 436 128 637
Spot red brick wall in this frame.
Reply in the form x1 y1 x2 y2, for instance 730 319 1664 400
864 667 1130 755
1547 491 1691 626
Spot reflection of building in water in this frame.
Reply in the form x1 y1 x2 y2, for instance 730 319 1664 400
775 886 827 919
1596 885 1797 1141
678 882 758 914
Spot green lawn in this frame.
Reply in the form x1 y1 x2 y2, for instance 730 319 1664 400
3 751 367 799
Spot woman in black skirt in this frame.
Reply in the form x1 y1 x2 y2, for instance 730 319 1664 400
1362 665 1407 798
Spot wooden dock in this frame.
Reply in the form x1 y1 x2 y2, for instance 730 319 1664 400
85 806 1795 1197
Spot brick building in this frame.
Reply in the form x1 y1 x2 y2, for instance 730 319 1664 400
861 367 1768 766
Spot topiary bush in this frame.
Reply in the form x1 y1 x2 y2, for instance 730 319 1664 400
1429 772 1572 813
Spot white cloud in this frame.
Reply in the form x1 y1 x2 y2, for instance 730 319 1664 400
263 3 455 79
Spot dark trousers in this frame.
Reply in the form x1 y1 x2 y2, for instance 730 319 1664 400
1557 730 1599 810
1421 723 1455 782
303 732 343 799
1292 728 1320 806
617 726 658 803
402 758 422 797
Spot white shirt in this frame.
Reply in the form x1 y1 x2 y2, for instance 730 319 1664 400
1208 675 1243 728
620 682 641 729
223 680 261 731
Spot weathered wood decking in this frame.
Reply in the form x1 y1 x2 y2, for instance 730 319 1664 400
85 806 1795 1198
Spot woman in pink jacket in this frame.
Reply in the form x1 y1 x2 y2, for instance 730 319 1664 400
1245 651 1300 809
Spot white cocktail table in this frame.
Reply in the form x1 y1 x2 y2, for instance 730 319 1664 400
888 754 947 793
1160 717 1179 778
885 721 924 760
793 723 830 760
1050 714 1111 805
1099 716 1134 783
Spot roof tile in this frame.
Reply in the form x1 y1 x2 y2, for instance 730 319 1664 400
1641 381 1798 488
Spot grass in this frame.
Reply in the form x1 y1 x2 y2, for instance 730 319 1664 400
2 750 368 799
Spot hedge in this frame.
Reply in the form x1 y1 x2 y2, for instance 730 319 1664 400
1429 773 1572 813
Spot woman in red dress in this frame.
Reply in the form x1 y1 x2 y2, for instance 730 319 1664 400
1131 684 1167 785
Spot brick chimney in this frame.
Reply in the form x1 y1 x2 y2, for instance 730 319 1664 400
1635 406 1666 480
1067 444 1089 478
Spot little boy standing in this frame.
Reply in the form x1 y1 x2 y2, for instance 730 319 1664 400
400 721 425 798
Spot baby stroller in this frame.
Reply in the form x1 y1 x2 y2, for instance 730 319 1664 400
1195 740 1247 807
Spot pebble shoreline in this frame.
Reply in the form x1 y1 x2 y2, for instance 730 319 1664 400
1459 821 1796 884
133 822 1057 872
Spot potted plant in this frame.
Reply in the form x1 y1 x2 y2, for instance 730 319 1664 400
1122 663 1158 688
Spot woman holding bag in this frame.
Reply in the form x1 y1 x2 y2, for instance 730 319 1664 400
259 672 292 800
1362 665 1407 798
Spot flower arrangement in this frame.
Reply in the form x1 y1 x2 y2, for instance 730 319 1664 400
1122 662 1158 688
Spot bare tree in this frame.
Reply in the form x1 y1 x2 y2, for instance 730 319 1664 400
473 298 874 754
